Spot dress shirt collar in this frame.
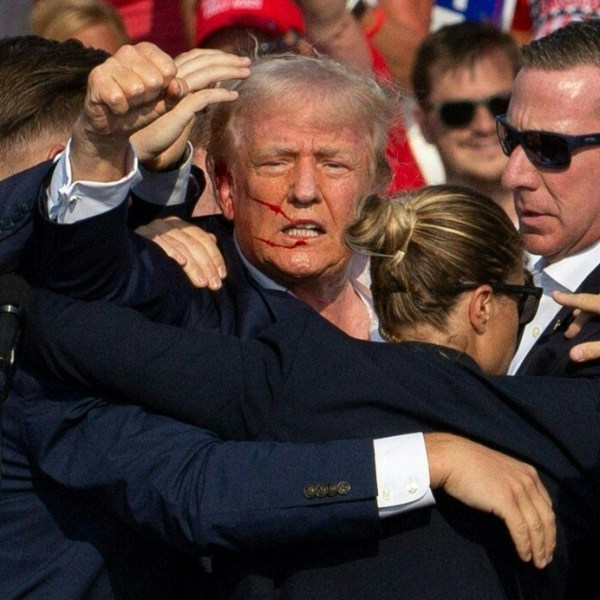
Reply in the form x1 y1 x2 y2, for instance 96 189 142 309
233 234 383 341
534 238 600 292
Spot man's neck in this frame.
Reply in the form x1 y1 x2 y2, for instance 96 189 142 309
234 239 372 340
291 276 372 340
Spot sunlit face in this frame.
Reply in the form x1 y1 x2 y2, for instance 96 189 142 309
217 100 372 287
420 50 514 186
501 66 600 263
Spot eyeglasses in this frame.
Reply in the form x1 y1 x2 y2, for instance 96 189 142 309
453 281 542 327
496 114 600 169
429 93 511 129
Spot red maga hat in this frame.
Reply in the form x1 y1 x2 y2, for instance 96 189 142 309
196 0 306 46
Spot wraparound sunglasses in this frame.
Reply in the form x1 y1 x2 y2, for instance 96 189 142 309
496 114 600 169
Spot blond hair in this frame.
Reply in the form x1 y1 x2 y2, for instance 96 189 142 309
344 185 524 339
31 0 128 47
202 53 399 196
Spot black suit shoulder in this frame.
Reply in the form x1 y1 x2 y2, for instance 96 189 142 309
520 263 600 377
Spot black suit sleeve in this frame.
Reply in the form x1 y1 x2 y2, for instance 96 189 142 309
13 371 380 555
24 287 298 440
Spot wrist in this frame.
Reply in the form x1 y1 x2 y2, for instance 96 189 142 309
70 119 130 182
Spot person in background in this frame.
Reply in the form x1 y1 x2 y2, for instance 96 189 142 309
511 0 600 42
195 0 309 57
348 0 433 91
105 0 193 55
31 0 129 53
411 21 521 223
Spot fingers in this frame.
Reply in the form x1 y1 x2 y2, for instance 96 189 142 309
175 47 252 83
552 291 600 362
174 48 250 106
496 465 555 569
425 433 556 569
570 340 600 362
136 218 227 289
129 49 250 169
562 308 583 339
552 290 600 313
83 43 179 138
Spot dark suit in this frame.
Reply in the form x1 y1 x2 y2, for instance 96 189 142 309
26 288 600 599
517 263 600 598
0 169 382 599
0 160 53 275
517 264 600 378
28 181 600 597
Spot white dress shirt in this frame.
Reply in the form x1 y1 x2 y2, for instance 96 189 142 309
509 239 600 374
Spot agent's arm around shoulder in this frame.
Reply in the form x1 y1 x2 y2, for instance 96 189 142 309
15 377 380 554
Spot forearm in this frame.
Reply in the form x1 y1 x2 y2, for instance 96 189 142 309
17 383 380 554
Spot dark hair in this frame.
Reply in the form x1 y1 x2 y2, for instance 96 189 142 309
521 18 600 69
411 21 521 106
345 185 525 339
0 36 109 153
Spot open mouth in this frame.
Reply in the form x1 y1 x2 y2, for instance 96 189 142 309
282 223 324 238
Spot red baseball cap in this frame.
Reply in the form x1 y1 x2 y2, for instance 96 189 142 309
196 0 306 46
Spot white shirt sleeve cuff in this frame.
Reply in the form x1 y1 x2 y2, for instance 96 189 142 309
373 433 434 517
47 138 141 224
132 142 193 206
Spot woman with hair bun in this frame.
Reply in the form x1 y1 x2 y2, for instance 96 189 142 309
345 185 537 375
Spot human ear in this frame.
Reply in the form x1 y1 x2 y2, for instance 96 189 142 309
468 285 493 334
215 169 236 221
414 105 436 145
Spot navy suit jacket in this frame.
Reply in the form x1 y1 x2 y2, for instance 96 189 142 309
28 185 597 598
26 287 600 599
0 170 381 598
518 263 600 378
516 261 600 598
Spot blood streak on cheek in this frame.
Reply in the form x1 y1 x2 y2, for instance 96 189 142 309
255 238 307 249
250 197 292 221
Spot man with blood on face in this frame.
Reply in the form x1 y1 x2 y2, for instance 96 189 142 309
205 54 395 338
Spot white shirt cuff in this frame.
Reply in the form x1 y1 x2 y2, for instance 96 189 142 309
47 138 142 224
133 142 193 207
373 433 434 517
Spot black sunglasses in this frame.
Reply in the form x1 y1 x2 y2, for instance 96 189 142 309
453 281 542 327
496 114 600 169
430 93 511 129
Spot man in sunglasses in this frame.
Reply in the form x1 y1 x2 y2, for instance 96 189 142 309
497 18 600 597
411 21 521 223
501 19 600 380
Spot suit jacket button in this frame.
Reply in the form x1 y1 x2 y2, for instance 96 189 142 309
337 481 351 495
315 484 328 498
304 484 316 499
